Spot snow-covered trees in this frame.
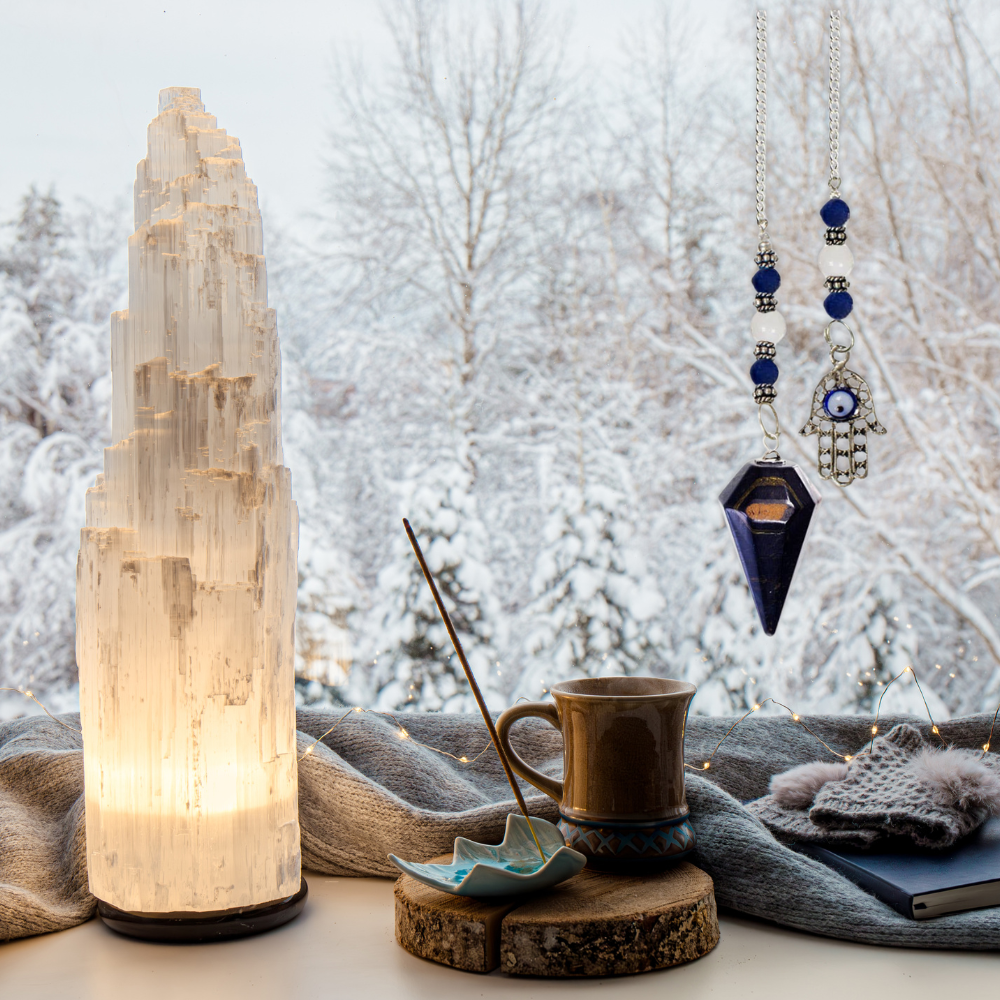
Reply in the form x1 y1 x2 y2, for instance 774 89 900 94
304 0 1000 719
518 483 665 697
0 188 125 709
7 0 1000 723
316 0 565 709
361 457 505 711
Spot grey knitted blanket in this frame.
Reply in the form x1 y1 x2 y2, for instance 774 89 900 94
4 708 1000 948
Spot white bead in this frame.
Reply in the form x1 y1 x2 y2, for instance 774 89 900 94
751 310 786 344
818 244 854 277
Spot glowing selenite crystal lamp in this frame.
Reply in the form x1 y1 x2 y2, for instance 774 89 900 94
76 88 305 940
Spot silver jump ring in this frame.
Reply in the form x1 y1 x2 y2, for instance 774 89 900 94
758 402 781 460
823 320 854 355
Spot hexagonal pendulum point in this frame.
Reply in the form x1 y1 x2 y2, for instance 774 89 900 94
718 461 821 635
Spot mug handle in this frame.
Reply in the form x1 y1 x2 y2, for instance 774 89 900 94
496 702 563 801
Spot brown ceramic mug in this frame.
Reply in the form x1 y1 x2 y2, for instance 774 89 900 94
496 677 697 863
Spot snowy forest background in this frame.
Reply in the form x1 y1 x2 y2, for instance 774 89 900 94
3 0 1000 722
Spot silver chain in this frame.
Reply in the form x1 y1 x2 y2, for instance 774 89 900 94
828 9 841 194
755 10 770 247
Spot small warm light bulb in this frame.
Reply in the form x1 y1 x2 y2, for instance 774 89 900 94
703 762 710 770
399 728 409 740
844 755 852 762
460 756 468 763
305 746 313 754
752 703 761 711
931 726 939 734
904 666 911 672
985 743 991 752
792 714 800 722
354 706 363 712
871 725 878 735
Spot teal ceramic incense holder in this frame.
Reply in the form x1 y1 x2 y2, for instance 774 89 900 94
389 814 586 897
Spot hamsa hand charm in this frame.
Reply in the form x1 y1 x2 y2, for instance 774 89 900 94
800 367 885 485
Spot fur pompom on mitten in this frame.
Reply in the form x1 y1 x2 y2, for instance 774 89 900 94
770 761 849 809
911 747 1000 812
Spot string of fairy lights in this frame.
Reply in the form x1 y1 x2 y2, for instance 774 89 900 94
685 664 997 774
0 687 499 766
5 662 999 775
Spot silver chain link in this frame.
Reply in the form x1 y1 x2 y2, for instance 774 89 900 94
755 10 770 247
828 9 841 194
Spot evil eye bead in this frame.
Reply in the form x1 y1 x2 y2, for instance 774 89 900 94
751 310 786 344
752 268 781 294
823 387 858 421
819 244 854 277
820 198 851 227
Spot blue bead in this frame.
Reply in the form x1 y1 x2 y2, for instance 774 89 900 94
820 198 851 227
824 290 854 319
752 268 781 294
750 359 779 385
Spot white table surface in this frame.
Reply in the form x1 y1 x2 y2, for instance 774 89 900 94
3 872 997 998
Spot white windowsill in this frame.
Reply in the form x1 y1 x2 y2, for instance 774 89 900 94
3 872 996 997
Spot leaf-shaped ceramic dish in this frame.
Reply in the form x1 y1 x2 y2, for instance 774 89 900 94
389 814 587 897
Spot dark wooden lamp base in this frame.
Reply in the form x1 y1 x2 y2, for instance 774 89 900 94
97 879 308 942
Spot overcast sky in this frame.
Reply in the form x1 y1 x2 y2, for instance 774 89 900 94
1 0 734 230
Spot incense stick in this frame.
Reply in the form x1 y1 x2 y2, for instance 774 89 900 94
403 518 547 863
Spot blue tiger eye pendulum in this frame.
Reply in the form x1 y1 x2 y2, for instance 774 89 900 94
718 10 821 636
800 10 885 485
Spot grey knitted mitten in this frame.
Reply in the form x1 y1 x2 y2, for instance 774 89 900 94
748 792 881 849
748 724 1000 850
811 724 999 848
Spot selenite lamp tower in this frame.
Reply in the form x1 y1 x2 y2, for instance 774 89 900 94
76 88 305 940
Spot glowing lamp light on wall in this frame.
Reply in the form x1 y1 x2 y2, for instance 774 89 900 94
76 88 306 940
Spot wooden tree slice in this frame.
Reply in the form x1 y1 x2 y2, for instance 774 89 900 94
500 863 719 977
393 874 520 973
394 858 718 978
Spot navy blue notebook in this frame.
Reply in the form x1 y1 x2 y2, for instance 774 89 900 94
795 817 1000 919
